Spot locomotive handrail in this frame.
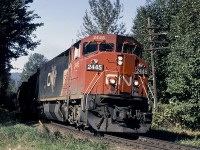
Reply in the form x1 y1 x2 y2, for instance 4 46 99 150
82 72 99 110
148 83 155 100
138 75 149 102
84 70 121 110
84 72 99 94
87 71 105 94
82 71 103 110
84 70 119 95
84 71 105 110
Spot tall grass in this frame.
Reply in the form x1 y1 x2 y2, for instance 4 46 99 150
0 124 109 150
0 109 109 150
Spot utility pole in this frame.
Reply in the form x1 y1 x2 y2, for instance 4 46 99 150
134 17 170 112
146 17 170 112
147 17 158 112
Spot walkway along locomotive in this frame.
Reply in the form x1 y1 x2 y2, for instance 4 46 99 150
17 34 152 133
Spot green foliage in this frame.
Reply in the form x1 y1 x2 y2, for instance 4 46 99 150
0 0 43 104
133 0 200 130
0 109 108 150
19 53 48 84
7 78 17 94
0 0 43 69
178 137 200 147
152 104 176 128
0 71 10 105
153 103 200 130
165 1 200 129
166 0 200 103
0 123 109 150
132 0 171 103
78 0 126 37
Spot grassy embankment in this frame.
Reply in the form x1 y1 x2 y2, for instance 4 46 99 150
1 108 200 149
149 127 200 147
0 108 109 150
151 110 200 147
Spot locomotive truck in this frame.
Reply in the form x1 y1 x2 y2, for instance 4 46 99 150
17 34 152 133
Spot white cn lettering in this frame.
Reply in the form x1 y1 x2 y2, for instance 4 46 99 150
105 74 132 87
46 65 57 92
47 73 51 86
121 75 132 86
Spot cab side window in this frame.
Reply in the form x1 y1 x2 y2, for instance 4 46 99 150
83 42 98 55
100 42 114 52
117 44 142 57
134 47 142 57
74 44 80 59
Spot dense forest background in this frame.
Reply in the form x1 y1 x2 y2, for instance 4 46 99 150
132 0 200 129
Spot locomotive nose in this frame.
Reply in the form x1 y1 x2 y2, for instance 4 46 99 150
115 55 148 97
117 54 135 94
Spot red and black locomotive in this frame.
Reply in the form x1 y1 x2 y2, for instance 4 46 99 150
17 34 152 133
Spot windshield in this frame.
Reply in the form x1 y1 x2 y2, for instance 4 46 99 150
117 44 142 57
100 42 114 52
83 42 98 55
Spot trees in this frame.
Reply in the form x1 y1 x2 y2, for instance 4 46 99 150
19 53 48 84
78 0 126 37
166 0 200 103
0 0 43 71
0 0 43 103
165 0 200 129
132 0 200 129
132 0 171 103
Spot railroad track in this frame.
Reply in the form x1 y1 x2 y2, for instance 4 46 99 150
36 121 200 150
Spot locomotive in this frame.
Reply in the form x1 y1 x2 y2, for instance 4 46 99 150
17 34 152 133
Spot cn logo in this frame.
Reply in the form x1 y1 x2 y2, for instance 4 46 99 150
47 65 57 92
105 74 132 87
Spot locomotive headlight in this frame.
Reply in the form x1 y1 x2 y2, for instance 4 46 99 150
118 56 123 61
109 78 116 85
117 60 123 66
134 80 139 86
117 55 123 66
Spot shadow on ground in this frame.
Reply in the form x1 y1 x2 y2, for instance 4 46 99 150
106 128 200 142
140 129 200 142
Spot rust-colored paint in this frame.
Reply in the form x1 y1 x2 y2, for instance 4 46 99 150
59 34 148 100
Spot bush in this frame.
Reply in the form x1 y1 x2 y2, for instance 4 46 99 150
152 102 200 130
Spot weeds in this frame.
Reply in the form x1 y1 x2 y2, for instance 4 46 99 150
0 123 109 150
0 109 109 150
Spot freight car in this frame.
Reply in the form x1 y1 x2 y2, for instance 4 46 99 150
17 34 152 133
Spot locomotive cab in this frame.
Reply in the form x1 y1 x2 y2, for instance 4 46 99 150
79 35 148 97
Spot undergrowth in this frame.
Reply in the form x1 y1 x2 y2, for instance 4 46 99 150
152 104 200 147
0 109 109 150
0 124 109 150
